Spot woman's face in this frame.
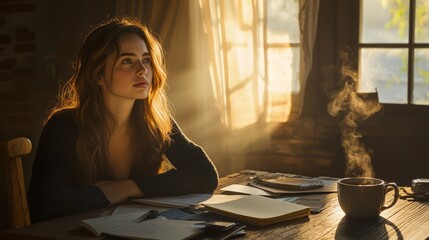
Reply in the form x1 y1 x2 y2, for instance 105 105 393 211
100 33 153 101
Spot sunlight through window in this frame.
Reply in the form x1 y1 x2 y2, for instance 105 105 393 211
201 0 300 129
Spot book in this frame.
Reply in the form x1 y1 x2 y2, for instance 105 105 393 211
248 178 337 194
221 179 337 195
202 195 310 226
195 222 246 240
80 211 205 240
250 176 324 191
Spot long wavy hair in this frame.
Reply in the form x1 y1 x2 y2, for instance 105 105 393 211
46 18 172 185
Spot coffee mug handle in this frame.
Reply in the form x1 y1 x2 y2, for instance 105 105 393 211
381 182 399 211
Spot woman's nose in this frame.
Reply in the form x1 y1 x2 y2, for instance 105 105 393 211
137 61 147 77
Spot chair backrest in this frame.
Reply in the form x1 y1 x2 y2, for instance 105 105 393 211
0 137 32 229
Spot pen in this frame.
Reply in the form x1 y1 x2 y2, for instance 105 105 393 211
137 210 160 222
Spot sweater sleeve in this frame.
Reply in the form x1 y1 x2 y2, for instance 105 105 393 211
28 112 110 223
133 120 219 197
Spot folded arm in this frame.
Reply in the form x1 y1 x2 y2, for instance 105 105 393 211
133 120 219 197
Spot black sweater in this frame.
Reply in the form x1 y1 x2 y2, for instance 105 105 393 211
28 110 219 223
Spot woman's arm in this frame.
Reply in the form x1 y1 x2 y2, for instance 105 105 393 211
133 119 219 197
94 180 143 204
28 111 111 223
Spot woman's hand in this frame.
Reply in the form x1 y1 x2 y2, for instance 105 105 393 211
94 180 143 205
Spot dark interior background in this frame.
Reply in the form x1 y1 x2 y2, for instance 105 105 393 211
1 0 429 230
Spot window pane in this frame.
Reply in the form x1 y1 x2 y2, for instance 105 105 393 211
360 48 408 103
267 0 299 43
267 47 300 93
413 49 429 104
415 0 429 43
361 0 409 43
267 47 299 122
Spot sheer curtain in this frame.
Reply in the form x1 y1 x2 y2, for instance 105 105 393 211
197 0 319 130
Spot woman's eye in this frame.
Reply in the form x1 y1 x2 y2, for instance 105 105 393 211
121 58 133 64
142 58 152 65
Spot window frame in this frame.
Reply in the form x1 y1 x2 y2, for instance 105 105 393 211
357 0 429 113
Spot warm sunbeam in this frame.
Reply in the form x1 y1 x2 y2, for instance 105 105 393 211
201 0 300 129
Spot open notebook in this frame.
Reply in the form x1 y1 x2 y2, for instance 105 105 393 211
202 195 310 226
80 212 204 240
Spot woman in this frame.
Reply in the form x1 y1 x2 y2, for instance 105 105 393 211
28 18 219 223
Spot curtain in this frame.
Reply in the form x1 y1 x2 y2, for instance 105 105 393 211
197 0 319 129
115 0 186 56
298 0 320 115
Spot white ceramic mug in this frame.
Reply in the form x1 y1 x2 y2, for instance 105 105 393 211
337 177 399 218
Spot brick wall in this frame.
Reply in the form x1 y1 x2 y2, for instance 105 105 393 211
0 0 36 140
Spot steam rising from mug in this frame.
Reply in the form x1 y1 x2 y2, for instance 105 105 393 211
326 49 382 178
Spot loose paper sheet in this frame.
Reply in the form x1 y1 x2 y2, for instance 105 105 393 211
220 184 274 196
134 194 246 208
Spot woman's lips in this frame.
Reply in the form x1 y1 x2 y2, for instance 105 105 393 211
133 82 149 88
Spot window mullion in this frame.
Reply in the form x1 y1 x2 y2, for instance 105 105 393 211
408 0 416 104
359 43 412 48
262 0 269 121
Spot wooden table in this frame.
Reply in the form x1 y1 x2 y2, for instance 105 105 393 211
2 170 429 239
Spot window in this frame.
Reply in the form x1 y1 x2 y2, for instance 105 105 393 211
200 0 303 129
359 0 429 105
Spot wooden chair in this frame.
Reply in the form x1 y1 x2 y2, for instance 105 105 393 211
0 137 32 229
